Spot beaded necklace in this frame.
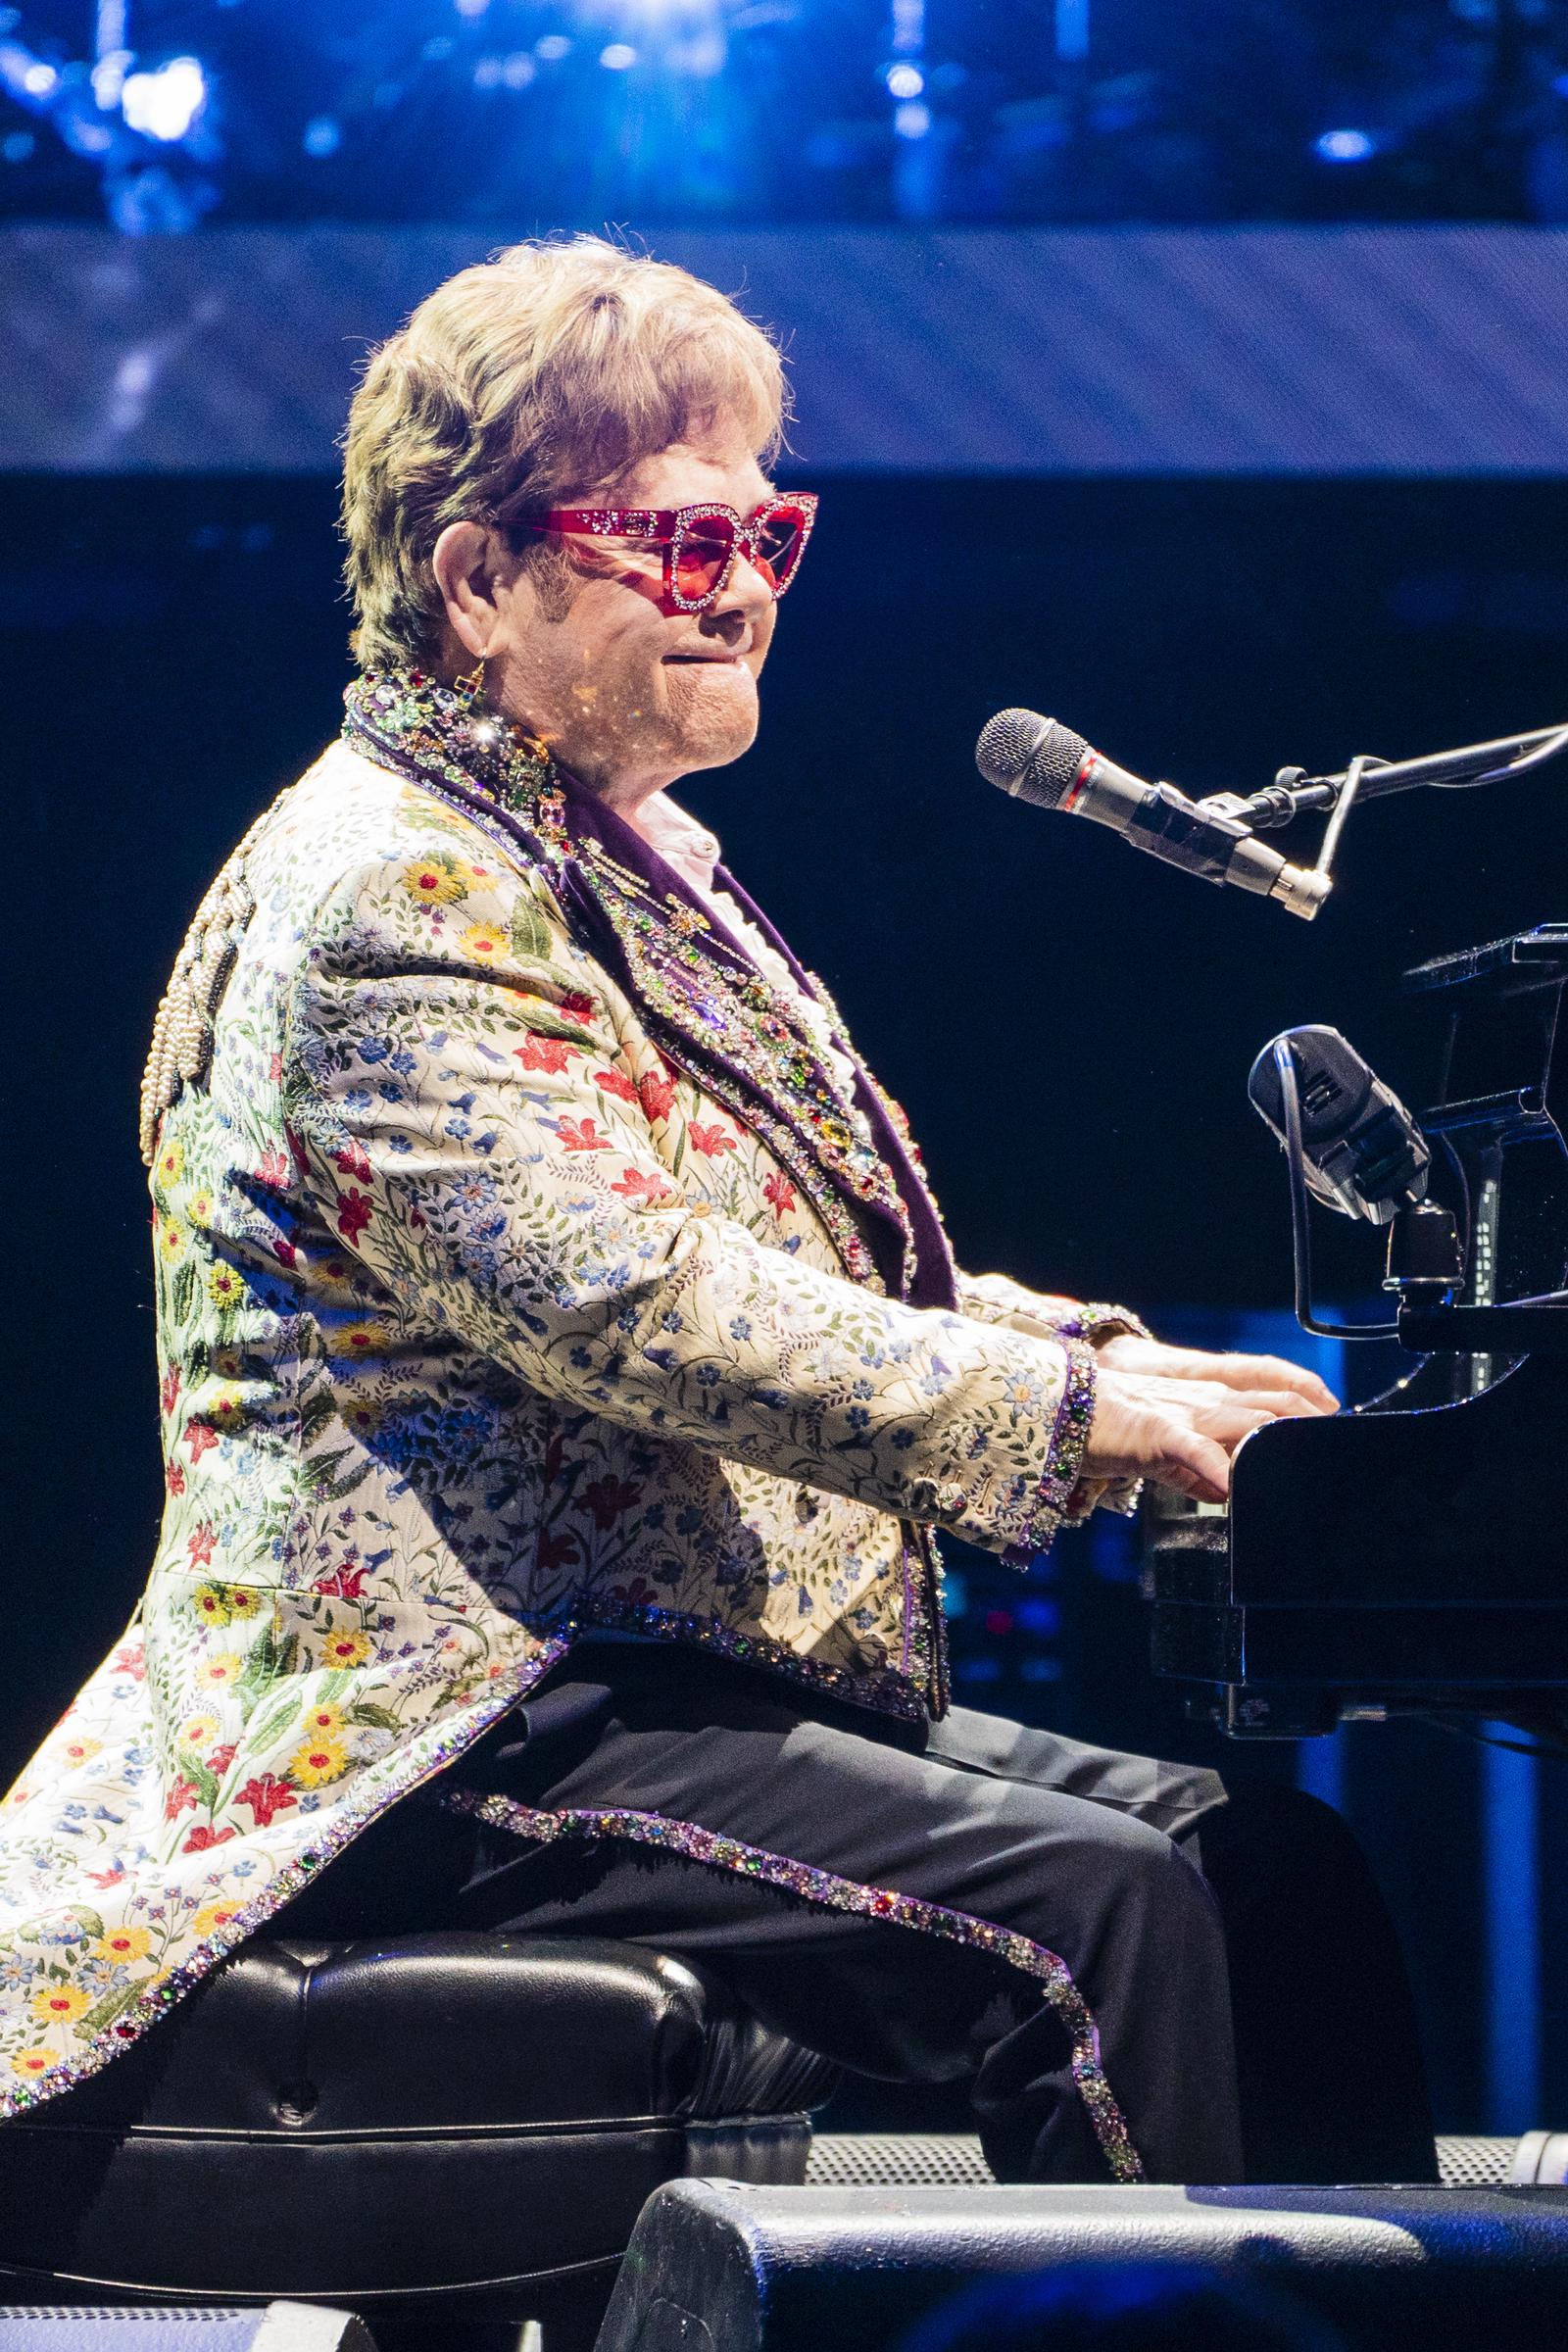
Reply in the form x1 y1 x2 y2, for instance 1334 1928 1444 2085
342 668 925 1298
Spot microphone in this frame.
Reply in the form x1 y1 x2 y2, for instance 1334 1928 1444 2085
1247 1025 1430 1225
976 709 1330 921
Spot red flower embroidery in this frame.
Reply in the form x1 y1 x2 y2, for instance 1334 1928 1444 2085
762 1171 798 1221
255 1147 291 1189
336 1188 372 1244
638 1069 676 1124
313 1565 368 1598
611 1167 676 1206
186 1522 217 1568
112 1644 146 1681
515 1035 577 1075
184 1422 218 1462
272 1237 298 1268
208 1742 238 1776
558 991 595 1022
582 1475 641 1532
165 1777 198 1821
160 1365 181 1416
608 1577 661 1609
332 1139 372 1183
688 1122 737 1157
593 1065 639 1105
536 1527 581 1575
182 1824 237 1853
556 1117 612 1152
165 1459 186 1496
235 1774 298 1829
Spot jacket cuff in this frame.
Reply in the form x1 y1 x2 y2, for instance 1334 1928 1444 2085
995 1336 1098 1566
1051 1301 1152 1347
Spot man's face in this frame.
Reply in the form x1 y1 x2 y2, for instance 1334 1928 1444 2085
486 414 780 804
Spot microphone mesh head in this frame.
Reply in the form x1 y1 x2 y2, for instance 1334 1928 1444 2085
975 709 1090 811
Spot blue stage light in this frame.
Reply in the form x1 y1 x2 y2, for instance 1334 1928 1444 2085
534 34 571 61
885 62 923 98
600 41 637 69
121 55 206 142
1314 126 1375 163
302 115 341 157
894 98 931 139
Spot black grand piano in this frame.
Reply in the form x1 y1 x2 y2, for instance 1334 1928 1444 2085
1148 923 1568 1738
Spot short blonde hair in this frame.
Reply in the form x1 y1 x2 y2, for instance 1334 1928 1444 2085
341 234 789 669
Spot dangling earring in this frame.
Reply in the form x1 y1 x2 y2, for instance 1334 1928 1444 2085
454 658 487 710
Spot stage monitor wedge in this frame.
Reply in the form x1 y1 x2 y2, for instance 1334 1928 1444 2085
597 2180 1568 2352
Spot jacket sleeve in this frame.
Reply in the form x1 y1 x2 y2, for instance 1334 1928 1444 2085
956 1272 1151 1348
283 838 1096 1562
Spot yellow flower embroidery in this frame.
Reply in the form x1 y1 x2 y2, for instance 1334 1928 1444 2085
402 856 466 907
191 1585 231 1627
288 1733 348 1788
461 921 506 962
208 1384 245 1429
91 1927 153 1965
29 1984 91 2027
299 1702 344 1738
319 1629 370 1669
156 1138 184 1190
59 1737 103 1769
208 1263 246 1313
199 1651 244 1690
337 1321 387 1358
8 2048 55 2080
342 1397 383 1439
179 1712 221 1753
159 1221 186 1262
190 1898 245 1939
226 1587 263 1620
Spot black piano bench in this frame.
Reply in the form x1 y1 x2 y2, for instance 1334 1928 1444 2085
0 1932 839 2352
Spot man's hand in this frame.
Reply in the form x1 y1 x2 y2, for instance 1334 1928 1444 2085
1098 1333 1339 1413
1083 1337 1339 1504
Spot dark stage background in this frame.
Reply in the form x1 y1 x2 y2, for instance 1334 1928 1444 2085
5 467 1566 2132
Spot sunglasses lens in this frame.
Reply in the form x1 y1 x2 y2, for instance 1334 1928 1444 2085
673 519 735 606
754 507 809 594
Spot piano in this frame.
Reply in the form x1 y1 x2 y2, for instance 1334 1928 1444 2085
1147 924 1568 1738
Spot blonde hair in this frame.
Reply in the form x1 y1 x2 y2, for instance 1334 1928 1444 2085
341 234 789 669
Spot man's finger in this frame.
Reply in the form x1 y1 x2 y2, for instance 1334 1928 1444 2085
1153 1425 1232 1503
1199 1352 1339 1412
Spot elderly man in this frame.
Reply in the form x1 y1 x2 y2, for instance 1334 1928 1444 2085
0 237 1431 2185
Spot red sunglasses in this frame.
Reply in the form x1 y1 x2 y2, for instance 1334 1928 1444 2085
514 495 818 614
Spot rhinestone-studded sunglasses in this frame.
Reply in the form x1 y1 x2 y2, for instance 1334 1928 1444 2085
518 496 818 614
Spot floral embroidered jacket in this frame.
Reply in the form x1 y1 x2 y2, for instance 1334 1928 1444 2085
0 675 1138 2115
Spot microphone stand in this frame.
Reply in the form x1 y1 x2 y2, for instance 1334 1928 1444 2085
1195 719 1568 912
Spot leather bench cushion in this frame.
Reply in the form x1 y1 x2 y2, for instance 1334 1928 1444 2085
0 1937 833 2301
9 1936 836 2134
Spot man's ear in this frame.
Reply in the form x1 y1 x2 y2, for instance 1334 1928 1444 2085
432 521 509 661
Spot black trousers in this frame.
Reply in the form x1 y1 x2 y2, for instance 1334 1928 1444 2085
283 1641 1436 2187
